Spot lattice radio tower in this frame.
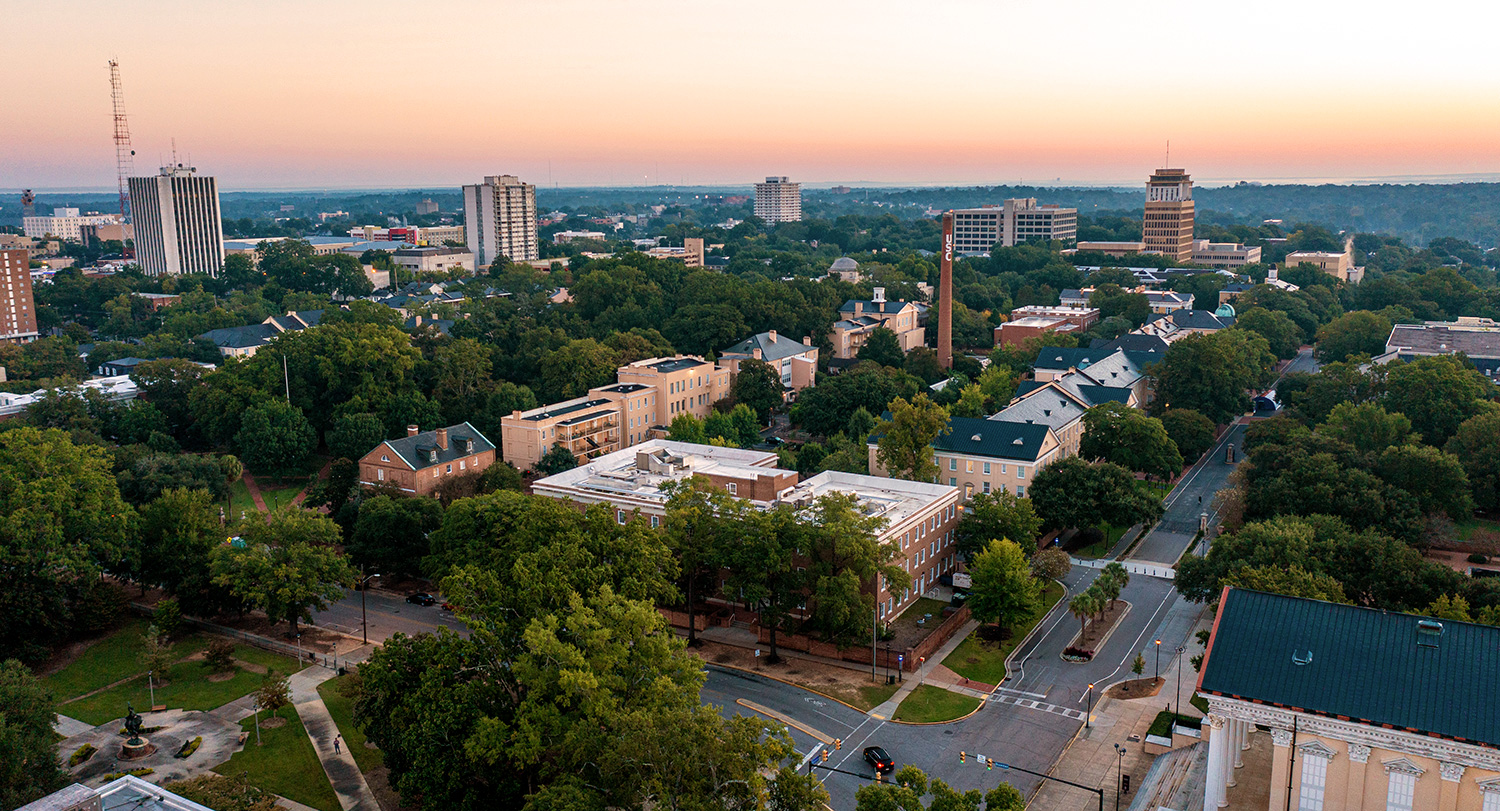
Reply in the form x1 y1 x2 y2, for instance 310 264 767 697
108 60 135 225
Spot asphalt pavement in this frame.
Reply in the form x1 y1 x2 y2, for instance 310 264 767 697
310 588 469 647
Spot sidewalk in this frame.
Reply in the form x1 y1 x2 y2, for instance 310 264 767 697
289 665 380 811
241 472 270 514
54 715 94 737
868 618 979 719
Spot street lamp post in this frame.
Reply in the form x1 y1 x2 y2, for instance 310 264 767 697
359 568 381 644
1175 645 1186 718
1086 683 1095 730
1154 639 1161 681
1114 743 1126 811
253 702 262 746
147 671 155 709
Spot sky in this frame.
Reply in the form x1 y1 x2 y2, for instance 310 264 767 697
5 0 1500 190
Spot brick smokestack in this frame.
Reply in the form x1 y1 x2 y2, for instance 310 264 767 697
938 211 954 368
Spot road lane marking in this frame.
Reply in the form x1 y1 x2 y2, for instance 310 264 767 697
736 699 834 744
987 693 1085 721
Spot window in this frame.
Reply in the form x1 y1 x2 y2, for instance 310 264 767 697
381 454 389 462
983 481 991 494
1385 771 1415 811
446 464 452 473
949 458 957 471
1298 752 1328 811
966 460 973 473
459 460 466 470
1018 466 1027 479
726 482 737 495
983 462 991 475
950 477 957 486
1016 486 1025 497
650 515 660 528
1482 788 1500 811
377 469 384 481
617 510 627 525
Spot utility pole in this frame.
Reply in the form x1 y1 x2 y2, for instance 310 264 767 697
871 604 877 681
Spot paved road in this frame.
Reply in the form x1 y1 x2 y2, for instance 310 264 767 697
311 588 469 646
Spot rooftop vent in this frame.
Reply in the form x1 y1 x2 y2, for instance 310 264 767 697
1012 438 1024 445
971 434 982 442
1417 619 1444 648
1291 650 1314 666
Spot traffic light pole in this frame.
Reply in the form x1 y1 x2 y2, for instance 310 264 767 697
969 755 1104 811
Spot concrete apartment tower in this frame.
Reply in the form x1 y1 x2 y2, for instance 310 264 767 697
1143 168 1195 262
938 211 954 368
0 249 38 343
754 176 802 222
127 165 224 276
463 174 539 267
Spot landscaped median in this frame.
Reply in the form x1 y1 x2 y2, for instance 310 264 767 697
892 684 982 723
941 580 1065 685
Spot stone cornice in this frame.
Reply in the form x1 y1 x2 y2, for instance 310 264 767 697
1205 695 1500 773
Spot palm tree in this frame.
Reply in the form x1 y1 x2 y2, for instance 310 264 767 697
1101 562 1130 608
1068 593 1093 638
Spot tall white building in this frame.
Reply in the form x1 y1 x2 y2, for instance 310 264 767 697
754 176 802 223
128 166 224 276
950 198 1077 256
22 208 121 241
462 174 538 266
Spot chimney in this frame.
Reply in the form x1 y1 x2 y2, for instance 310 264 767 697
854 301 863 316
873 287 885 303
768 329 778 344
436 428 449 450
802 335 812 346
753 348 762 360
938 211 954 368
407 425 419 437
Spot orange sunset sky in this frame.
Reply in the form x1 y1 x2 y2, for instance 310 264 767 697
4 0 1500 190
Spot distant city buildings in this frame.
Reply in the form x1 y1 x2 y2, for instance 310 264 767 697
645 238 705 267
1060 286 1193 314
1074 240 1155 258
950 198 1078 256
128 165 225 276
348 225 464 246
0 249 38 343
553 230 607 244
831 288 925 360
995 305 1099 348
22 207 121 241
754 176 802 223
415 198 440 215
1143 168 1196 262
1190 239 1262 269
463 174 539 266
393 246 473 274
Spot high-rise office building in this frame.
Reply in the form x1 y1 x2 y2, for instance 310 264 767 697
128 165 225 276
21 208 121 241
754 176 802 222
1142 168 1195 262
0 249 38 343
462 175 538 266
950 198 1078 256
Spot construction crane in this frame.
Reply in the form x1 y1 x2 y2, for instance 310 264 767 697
108 60 134 226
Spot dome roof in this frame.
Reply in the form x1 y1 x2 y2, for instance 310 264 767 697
829 257 859 271
1215 303 1237 318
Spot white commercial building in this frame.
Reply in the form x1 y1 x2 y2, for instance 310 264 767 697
951 198 1078 256
22 207 120 241
754 176 802 223
463 174 539 266
128 165 225 276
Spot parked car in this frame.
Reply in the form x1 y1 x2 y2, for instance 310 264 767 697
405 592 437 606
864 746 895 774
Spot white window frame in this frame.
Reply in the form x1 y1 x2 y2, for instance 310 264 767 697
1298 750 1329 811
1385 770 1415 811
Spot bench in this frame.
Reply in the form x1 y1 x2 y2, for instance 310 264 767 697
150 705 167 713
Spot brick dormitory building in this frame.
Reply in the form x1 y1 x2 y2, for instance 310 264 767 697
358 422 497 497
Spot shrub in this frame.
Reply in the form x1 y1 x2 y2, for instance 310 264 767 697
1062 646 1095 660
204 638 236 673
153 597 183 639
1469 553 1490 564
102 768 155 780
175 736 202 758
69 743 97 766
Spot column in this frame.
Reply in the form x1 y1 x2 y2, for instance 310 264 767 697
1225 719 1239 789
1440 763 1465 811
1269 729 1294 811
1204 714 1228 811
1233 719 1246 769
1345 743 1370 809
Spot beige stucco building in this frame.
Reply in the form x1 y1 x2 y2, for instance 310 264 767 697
868 416 1061 501
832 288 925 359
719 329 818 398
1144 168 1196 262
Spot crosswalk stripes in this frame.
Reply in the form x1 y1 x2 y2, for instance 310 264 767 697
986 692 1086 721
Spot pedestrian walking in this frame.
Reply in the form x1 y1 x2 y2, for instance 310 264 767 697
334 735 341 754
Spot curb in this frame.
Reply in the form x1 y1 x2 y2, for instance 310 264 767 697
703 663 873 716
1059 600 1132 664
885 687 987 726
999 577 1069 678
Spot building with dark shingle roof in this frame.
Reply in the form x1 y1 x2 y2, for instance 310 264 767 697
719 329 819 397
358 422 497 497
868 415 1060 500
1193 587 1500 810
196 309 324 358
832 288 924 359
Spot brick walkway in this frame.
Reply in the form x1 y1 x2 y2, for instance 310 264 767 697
240 472 269 514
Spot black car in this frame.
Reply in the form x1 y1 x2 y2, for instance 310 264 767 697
863 746 895 774
405 592 437 606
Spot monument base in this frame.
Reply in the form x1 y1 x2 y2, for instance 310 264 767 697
119 739 155 760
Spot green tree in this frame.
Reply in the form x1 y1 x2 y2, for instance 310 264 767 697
668 413 707 443
1446 411 1500 511
0 428 134 661
791 362 921 437
1383 355 1497 448
134 487 225 613
875 393 950 482
729 357 784 424
1079 402 1184 480
0 660 65 809
967 539 1041 633
904 346 946 384
1028 457 1164 533
152 597 183 639
326 412 386 462
1320 402 1415 456
1151 330 1277 425
535 442 577 475
1031 547 1071 580
539 338 619 401
662 478 734 648
857 326 907 368
955 490 1042 558
139 623 173 678
950 383 987 418
235 399 316 475
721 502 808 663
1221 564 1348 603
847 406 878 441
1376 444 1473 520
804 493 911 647
1315 310 1393 363
210 508 354 637
1088 285 1151 327
255 670 291 718
766 766 831 811
348 495 445 579
1235 307 1303 360
1159 408 1216 461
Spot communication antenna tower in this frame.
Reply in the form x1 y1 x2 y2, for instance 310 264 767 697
108 60 135 225
20 190 36 218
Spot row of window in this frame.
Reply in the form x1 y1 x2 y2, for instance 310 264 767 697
1295 751 1467 811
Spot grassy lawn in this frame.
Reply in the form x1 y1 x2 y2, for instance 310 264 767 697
891 597 951 635
256 479 307 512
1148 710 1202 738
43 618 155 700
893 684 981 723
804 679 902 713
1456 517 1500 542
942 581 1065 685
316 674 382 773
228 478 257 519
61 644 302 726
215 711 339 811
